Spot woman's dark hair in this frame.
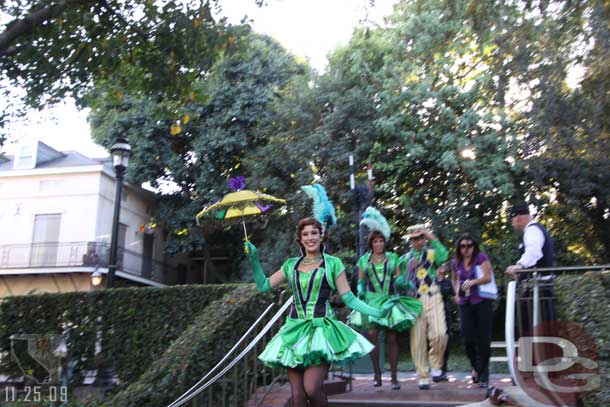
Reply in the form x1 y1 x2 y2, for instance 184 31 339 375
295 217 326 246
455 233 481 266
366 230 386 251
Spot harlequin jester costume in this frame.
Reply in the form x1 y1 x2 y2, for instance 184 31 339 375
396 225 449 387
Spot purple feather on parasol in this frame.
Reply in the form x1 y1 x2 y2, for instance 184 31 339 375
228 176 246 191
256 203 272 212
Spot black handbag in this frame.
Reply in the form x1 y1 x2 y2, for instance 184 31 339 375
438 278 455 297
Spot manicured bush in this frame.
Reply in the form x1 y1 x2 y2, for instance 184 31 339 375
554 271 610 407
102 284 274 406
0 284 236 384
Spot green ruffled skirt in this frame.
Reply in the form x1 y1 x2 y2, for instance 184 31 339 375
259 317 374 368
348 292 422 332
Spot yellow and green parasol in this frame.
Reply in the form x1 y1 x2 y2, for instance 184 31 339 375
195 177 286 247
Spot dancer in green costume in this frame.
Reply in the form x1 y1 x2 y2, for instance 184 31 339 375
348 207 422 390
245 217 392 407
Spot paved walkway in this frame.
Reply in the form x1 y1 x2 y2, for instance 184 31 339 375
328 372 510 406
246 372 517 407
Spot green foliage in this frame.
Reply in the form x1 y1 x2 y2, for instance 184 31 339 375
88 30 312 269
10 0 607 270
86 0 609 273
554 272 610 407
1 0 241 106
100 284 274 406
0 285 235 384
0 0 258 143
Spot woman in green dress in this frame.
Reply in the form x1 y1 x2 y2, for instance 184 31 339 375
245 217 392 407
351 230 422 389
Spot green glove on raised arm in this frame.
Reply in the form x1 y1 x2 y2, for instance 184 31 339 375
342 292 391 318
395 272 414 291
244 241 271 292
357 279 366 299
395 259 414 291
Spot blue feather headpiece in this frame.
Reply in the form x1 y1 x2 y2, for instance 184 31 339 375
360 207 391 240
301 183 337 231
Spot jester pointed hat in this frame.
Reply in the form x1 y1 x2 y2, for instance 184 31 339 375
300 183 337 232
360 206 391 240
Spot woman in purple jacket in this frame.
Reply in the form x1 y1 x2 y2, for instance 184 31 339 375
450 233 494 388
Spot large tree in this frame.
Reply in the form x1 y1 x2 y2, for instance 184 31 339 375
243 0 609 270
12 0 607 274
515 0 610 262
88 30 311 273
0 0 259 141
307 0 610 266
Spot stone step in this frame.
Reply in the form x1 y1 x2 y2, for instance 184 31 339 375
328 400 464 406
490 356 509 362
490 341 519 348
327 374 493 407
247 373 514 407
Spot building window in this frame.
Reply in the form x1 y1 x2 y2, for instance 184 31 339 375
1 247 9 266
39 179 64 193
14 144 35 169
30 213 62 266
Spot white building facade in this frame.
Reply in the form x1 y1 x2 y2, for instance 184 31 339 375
0 141 182 297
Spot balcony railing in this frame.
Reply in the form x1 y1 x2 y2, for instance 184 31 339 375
0 241 173 284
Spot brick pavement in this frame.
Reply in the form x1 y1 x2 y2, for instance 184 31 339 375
245 372 517 407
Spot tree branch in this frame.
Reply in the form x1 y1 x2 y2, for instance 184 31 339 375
0 0 87 55
98 0 150 41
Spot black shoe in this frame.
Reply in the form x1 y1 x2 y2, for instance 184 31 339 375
432 373 448 383
479 381 488 389
391 381 401 390
373 375 382 387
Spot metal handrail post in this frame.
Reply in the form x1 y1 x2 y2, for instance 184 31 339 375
532 272 540 328
505 280 518 384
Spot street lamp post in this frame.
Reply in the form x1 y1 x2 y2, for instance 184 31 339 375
106 137 131 288
91 268 103 287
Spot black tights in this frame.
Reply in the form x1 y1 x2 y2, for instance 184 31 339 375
368 329 399 382
287 362 329 407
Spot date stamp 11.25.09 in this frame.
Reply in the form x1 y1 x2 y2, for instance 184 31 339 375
3 385 68 403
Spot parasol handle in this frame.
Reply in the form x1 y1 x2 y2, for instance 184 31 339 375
242 218 250 254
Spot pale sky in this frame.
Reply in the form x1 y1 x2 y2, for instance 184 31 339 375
2 0 399 158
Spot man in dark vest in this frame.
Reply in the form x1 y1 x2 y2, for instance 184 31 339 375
505 202 556 333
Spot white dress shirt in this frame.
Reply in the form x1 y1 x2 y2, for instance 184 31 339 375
517 221 545 268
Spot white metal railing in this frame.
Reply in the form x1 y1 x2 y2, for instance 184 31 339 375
167 295 294 407
0 241 173 283
505 280 518 384
504 265 608 407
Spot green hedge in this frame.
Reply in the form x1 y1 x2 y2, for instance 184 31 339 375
554 271 610 407
102 284 274 406
0 284 236 384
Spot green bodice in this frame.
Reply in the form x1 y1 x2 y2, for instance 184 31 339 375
357 252 400 295
281 254 345 320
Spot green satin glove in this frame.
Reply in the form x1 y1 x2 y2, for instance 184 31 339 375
395 268 415 291
244 241 271 292
342 292 392 318
357 279 366 299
